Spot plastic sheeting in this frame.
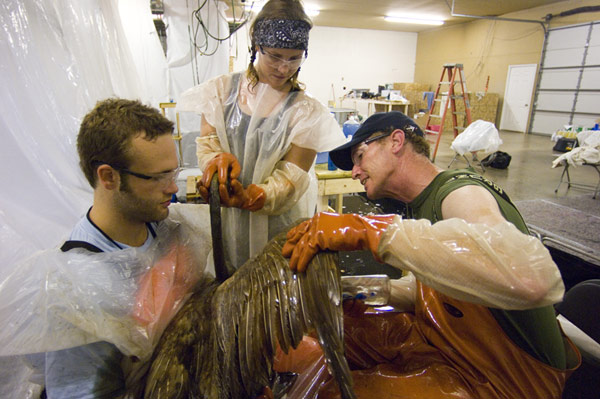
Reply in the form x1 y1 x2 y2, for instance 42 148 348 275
163 0 230 135
0 0 226 269
0 0 227 396
0 0 228 286
379 216 565 310
0 204 211 358
0 204 212 396
0 0 167 272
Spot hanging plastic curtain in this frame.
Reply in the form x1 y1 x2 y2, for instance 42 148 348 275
0 0 168 396
163 0 230 134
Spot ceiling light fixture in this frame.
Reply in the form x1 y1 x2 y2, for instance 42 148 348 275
384 16 444 26
305 8 320 17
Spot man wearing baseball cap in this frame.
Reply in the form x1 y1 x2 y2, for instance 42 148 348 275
283 111 579 398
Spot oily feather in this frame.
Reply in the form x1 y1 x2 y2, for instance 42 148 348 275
142 276 219 399
143 228 356 399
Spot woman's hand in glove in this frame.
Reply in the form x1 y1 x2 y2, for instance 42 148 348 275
197 152 241 203
198 177 265 211
200 152 241 188
220 180 266 211
282 212 396 272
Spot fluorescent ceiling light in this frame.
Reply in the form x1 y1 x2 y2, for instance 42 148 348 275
384 16 444 26
306 8 320 17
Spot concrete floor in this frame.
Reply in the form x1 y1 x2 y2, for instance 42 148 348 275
432 129 599 202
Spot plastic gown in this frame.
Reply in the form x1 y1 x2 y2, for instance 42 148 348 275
0 204 212 396
179 72 346 268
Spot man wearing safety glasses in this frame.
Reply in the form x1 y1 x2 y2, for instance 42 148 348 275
71 99 180 251
283 111 581 398
38 98 209 398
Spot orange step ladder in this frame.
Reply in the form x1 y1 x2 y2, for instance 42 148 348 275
424 64 472 162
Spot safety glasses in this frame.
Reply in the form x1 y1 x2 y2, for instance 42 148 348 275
351 125 418 166
351 133 391 166
93 161 180 189
259 46 306 69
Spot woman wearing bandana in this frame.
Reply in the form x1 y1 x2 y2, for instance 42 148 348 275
179 0 346 270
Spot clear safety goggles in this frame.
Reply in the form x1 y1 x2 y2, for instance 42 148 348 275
351 125 419 166
94 161 181 189
259 46 306 69
351 133 391 166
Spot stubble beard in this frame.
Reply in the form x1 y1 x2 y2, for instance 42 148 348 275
115 181 169 225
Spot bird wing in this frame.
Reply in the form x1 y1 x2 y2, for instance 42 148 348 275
142 276 219 399
211 230 356 399
142 228 356 399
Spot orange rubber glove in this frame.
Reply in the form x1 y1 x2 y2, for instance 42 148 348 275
198 179 266 211
282 212 396 272
133 242 198 343
221 179 266 211
197 152 240 204
200 152 241 188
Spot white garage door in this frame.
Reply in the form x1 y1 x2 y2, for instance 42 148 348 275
529 21 600 135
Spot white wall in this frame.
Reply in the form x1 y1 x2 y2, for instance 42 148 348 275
231 25 418 114
304 27 417 107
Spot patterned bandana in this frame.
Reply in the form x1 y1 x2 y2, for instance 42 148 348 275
253 19 311 50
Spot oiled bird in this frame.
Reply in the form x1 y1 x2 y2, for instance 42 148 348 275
141 226 356 398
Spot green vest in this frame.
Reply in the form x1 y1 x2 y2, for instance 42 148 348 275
407 169 567 369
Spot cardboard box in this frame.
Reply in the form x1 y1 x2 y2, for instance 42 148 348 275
392 82 432 116
413 112 429 130
393 83 430 92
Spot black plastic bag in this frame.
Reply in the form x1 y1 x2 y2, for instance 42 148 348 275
481 151 511 169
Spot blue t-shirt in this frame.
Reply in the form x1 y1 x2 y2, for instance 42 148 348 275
45 208 158 398
68 208 157 252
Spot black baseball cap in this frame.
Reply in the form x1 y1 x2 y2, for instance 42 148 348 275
329 111 424 170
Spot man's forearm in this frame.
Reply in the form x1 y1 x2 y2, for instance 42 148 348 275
378 217 564 310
